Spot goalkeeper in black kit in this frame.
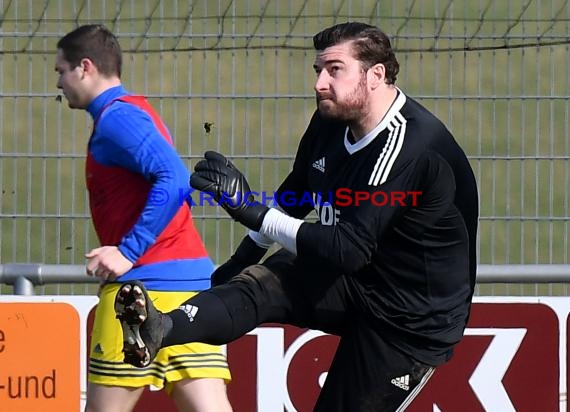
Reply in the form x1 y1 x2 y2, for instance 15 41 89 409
115 21 479 412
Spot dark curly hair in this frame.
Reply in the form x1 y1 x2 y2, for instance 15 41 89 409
313 22 399 84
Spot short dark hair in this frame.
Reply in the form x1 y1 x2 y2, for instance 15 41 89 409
313 22 399 84
57 24 122 78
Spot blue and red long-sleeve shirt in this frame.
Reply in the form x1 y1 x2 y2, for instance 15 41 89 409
85 85 212 291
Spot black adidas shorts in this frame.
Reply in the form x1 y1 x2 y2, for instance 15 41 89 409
314 323 435 412
249 249 436 412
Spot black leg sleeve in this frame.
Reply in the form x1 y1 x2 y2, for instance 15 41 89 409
162 288 234 347
162 263 291 347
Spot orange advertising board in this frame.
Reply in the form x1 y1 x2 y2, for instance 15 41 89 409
0 303 80 412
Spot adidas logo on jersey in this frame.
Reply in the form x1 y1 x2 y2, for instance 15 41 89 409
312 157 325 172
390 374 410 391
178 304 199 322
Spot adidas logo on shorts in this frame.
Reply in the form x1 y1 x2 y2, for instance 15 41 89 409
390 374 410 391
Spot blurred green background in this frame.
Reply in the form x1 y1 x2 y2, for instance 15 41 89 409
0 0 568 295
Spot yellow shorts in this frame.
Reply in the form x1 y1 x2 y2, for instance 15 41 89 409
88 284 231 391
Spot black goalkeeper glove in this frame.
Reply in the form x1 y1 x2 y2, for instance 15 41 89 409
190 151 269 231
211 235 268 286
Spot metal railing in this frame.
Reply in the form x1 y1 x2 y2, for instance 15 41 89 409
0 264 98 295
1 263 569 295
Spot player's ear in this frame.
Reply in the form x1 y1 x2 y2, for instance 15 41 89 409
368 63 386 89
78 57 96 77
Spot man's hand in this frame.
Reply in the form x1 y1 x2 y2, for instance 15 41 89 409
190 151 269 231
86 246 134 282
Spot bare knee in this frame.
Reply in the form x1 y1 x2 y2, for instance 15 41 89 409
85 383 144 412
171 378 232 412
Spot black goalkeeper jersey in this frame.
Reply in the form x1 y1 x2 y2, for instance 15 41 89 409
275 90 479 364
